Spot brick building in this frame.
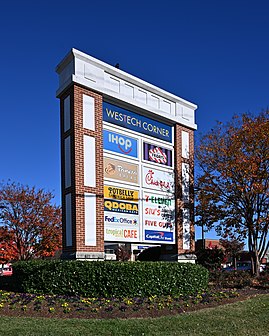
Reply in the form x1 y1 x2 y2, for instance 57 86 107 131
195 239 224 251
56 49 197 262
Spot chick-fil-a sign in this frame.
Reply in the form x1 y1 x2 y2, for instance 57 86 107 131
142 167 174 193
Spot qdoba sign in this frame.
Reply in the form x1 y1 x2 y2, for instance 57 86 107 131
104 199 139 215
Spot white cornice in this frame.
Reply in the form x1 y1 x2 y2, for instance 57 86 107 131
56 48 198 129
56 49 197 108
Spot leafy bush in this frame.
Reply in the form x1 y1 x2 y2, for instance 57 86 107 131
251 273 269 289
209 270 252 288
196 248 225 271
8 260 209 297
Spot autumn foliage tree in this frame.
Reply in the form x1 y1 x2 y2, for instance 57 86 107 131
0 241 16 263
219 238 244 268
196 111 269 275
0 181 62 262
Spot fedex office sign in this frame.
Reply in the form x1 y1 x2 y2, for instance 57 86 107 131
103 130 138 158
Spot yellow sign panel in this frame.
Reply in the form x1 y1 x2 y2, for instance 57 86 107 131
104 199 139 215
104 185 139 202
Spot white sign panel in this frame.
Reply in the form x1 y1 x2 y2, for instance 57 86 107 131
104 212 140 242
142 166 174 193
142 191 175 244
183 208 191 249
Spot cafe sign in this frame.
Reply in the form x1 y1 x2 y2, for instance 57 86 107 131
105 227 139 242
104 212 140 242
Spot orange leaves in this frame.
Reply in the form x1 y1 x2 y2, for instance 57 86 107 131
196 110 269 267
0 181 62 261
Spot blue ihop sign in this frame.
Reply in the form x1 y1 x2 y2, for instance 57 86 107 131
103 102 172 143
103 129 138 158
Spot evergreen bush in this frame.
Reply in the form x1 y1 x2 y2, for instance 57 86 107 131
9 260 209 297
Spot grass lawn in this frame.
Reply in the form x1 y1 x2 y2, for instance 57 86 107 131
0 294 268 336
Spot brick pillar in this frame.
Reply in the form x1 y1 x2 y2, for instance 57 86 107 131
174 124 195 257
60 84 104 260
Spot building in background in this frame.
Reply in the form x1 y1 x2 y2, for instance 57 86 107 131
195 239 224 251
56 49 197 262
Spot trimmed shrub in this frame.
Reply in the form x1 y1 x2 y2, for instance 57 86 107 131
9 260 209 297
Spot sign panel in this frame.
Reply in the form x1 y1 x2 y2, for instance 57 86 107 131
104 185 139 202
142 191 175 243
103 129 138 158
142 166 174 193
144 230 173 242
104 212 140 242
103 102 176 245
105 227 139 242
104 213 138 226
103 102 172 143
104 199 139 215
104 157 139 184
143 142 172 167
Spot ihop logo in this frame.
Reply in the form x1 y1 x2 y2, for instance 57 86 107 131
103 130 138 158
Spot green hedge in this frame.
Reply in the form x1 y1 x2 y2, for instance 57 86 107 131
9 260 208 297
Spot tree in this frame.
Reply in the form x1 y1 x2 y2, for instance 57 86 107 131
196 247 225 271
115 245 131 261
219 238 244 268
0 241 17 263
0 181 62 261
196 111 269 276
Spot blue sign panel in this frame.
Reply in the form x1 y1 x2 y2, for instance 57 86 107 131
103 102 172 143
103 130 138 158
145 230 173 242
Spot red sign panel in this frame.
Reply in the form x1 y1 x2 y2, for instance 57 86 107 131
143 142 172 166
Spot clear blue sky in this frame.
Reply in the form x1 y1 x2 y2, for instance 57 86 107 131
1 1 269 240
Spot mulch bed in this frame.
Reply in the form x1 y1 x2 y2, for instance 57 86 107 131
0 287 268 319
